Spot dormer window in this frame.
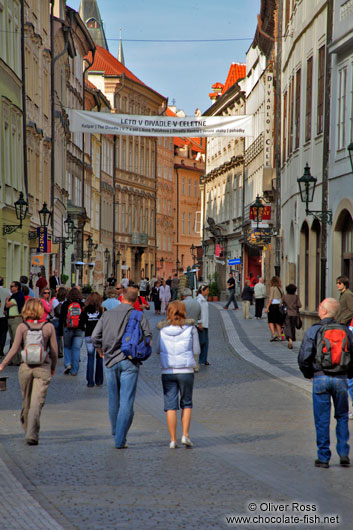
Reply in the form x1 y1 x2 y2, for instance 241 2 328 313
87 18 99 29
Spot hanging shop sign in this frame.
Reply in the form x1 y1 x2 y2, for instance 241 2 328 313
37 227 47 253
264 72 274 168
68 110 254 138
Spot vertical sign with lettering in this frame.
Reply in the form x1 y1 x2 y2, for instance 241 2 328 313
37 227 47 253
264 72 274 168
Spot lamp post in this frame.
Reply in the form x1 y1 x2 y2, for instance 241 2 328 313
104 248 110 282
116 250 121 281
190 243 197 266
28 201 53 239
160 257 165 278
297 163 332 224
348 143 353 174
2 192 28 235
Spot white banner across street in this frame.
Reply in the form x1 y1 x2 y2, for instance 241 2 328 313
68 109 254 138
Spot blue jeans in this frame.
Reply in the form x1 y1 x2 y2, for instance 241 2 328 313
224 289 238 309
348 378 353 405
198 328 209 364
85 336 103 386
63 328 84 375
313 375 349 462
105 360 139 448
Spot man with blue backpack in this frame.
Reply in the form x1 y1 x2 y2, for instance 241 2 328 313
298 298 353 469
91 287 152 449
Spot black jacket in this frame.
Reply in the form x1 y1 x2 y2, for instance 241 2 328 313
241 285 254 302
298 317 353 379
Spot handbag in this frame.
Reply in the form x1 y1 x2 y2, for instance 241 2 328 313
295 314 302 329
279 300 287 320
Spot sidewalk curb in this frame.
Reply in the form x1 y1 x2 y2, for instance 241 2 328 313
214 304 312 395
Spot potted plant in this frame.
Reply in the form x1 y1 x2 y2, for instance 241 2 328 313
208 278 220 301
61 274 69 285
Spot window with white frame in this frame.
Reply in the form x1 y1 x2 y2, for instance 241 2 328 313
338 66 347 150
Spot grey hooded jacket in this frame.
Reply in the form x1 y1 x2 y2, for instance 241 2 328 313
91 303 152 368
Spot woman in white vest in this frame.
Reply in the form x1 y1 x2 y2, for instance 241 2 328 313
156 301 200 448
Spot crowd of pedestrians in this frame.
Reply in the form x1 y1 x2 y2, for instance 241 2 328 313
2 268 353 470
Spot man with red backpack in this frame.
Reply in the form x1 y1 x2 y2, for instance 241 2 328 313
298 298 353 469
58 287 85 375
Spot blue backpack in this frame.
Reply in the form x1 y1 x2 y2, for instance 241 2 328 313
121 310 152 362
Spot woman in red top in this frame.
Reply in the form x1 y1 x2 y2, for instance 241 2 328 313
40 288 54 320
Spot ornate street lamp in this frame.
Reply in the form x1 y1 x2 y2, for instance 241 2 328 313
2 192 28 235
250 195 265 230
297 163 332 224
116 250 121 265
348 143 353 174
38 202 52 228
190 243 197 265
104 248 110 280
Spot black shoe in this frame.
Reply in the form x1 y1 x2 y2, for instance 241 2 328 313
315 459 329 468
64 365 71 375
58 353 63 358
340 456 350 467
26 439 38 446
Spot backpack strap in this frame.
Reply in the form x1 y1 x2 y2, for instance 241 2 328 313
24 321 48 331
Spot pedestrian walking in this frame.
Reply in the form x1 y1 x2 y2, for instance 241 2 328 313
223 272 238 310
20 275 34 297
58 287 85 376
49 270 61 291
40 287 54 320
5 281 25 365
35 272 48 294
156 300 200 448
196 285 210 365
0 277 9 358
265 276 284 341
121 274 129 289
336 275 353 325
282 284 302 349
103 287 121 311
0 298 58 445
52 286 66 358
138 276 148 298
152 280 161 314
298 298 353 468
80 292 104 388
241 280 253 320
254 277 267 319
159 280 171 314
106 273 117 287
91 287 152 449
171 274 179 300
181 287 201 372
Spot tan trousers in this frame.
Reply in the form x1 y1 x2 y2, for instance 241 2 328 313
7 316 23 364
242 300 251 319
18 363 51 442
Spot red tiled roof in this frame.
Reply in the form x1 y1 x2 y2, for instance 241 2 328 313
212 82 224 91
87 45 145 85
222 63 246 94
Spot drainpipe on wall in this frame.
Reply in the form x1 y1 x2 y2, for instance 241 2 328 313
274 0 283 278
176 167 180 272
21 0 28 197
154 138 158 275
321 0 333 300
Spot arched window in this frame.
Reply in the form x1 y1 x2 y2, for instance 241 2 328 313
300 222 309 309
342 211 353 286
87 18 99 29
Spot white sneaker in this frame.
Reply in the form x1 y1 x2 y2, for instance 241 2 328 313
169 441 178 449
181 435 193 447
349 412 353 420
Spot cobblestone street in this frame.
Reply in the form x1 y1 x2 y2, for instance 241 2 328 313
1 303 353 529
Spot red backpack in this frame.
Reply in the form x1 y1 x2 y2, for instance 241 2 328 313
315 323 350 373
66 302 82 329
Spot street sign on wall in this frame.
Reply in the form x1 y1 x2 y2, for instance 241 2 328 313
228 258 241 265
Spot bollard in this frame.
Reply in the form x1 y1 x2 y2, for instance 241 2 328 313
0 376 8 391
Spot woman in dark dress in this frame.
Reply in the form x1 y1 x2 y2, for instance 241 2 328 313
152 280 161 314
282 284 302 349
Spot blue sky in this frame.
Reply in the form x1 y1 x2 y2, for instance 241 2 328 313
68 0 261 115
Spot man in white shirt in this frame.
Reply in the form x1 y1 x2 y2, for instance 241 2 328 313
254 277 267 319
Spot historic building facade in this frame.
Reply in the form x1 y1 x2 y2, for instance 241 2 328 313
87 45 166 282
280 0 329 320
328 0 353 293
202 64 246 291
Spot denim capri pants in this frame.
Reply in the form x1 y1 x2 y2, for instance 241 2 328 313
161 373 194 411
